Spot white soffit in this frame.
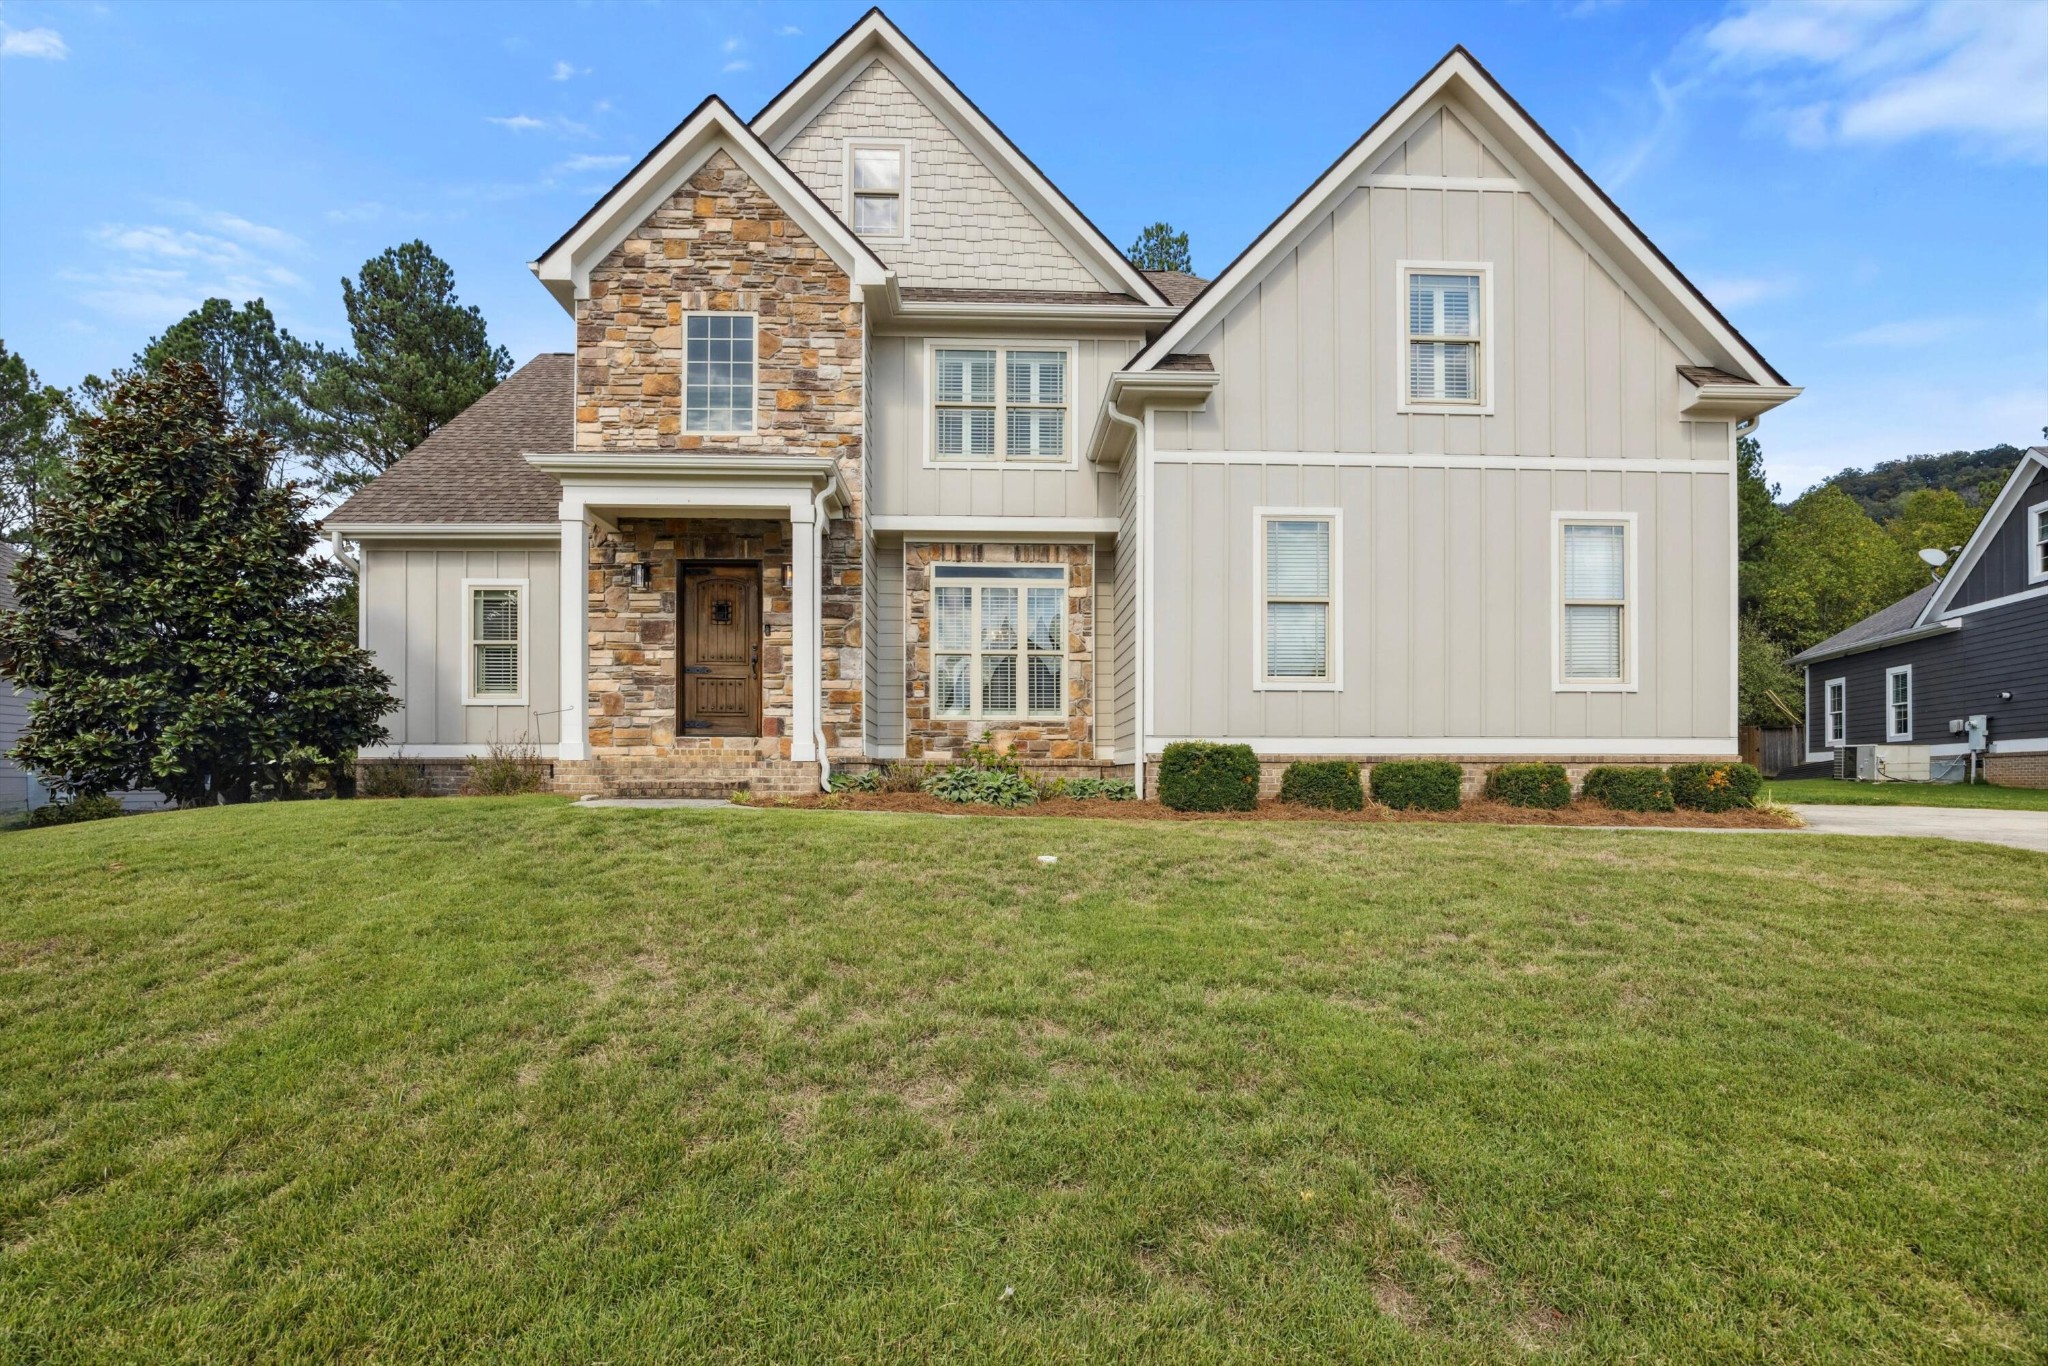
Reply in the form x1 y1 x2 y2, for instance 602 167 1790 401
531 95 890 312
1130 48 1787 388
748 9 1167 306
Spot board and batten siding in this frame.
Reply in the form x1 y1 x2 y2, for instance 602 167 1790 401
1110 456 1141 761
867 539 906 751
0 676 36 814
866 333 1139 519
362 543 562 749
1152 106 1731 463
1147 460 1734 745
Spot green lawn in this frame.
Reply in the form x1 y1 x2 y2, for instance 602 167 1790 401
1765 777 2048 810
2 800 2043 1362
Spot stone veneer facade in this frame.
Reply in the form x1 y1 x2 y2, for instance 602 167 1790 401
903 542 1096 762
573 148 864 759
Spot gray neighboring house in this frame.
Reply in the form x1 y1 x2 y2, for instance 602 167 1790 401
325 10 1801 799
1 541 48 814
1792 447 2048 788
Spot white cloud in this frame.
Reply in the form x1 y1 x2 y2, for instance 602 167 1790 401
69 205 307 327
551 60 587 81
723 59 750 73
487 113 548 131
1696 273 1799 308
723 36 743 53
1 21 67 58
777 24 802 37
556 153 628 173
1838 317 1968 347
1703 1 2048 163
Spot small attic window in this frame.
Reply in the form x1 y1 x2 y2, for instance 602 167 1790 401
847 142 905 238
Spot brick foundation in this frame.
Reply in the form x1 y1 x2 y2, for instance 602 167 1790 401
1984 751 2048 789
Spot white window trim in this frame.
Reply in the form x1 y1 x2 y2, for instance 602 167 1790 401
682 311 758 438
927 568 1070 722
462 577 529 707
1252 506 1343 692
1551 512 1639 693
1395 259 1495 416
920 339 1081 470
842 138 912 243
2029 499 2048 585
1885 664 1913 742
1825 676 1847 747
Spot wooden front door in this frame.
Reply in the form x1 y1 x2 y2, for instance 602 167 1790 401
681 564 761 738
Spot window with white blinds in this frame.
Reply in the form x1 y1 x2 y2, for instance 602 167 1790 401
2032 503 2048 581
1405 266 1485 405
1559 521 1629 685
932 345 1069 463
929 565 1066 720
685 314 754 433
849 144 904 237
1825 678 1846 746
466 583 524 702
1886 666 1913 741
1258 513 1336 686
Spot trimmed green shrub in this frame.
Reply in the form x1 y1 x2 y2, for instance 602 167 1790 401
1482 762 1572 810
922 766 1037 808
28 794 125 826
1369 760 1463 812
1278 760 1364 811
1040 776 1136 802
1581 766 1674 812
1157 742 1260 812
360 760 433 799
1669 761 1763 812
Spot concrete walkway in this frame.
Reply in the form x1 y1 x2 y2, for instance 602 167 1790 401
1787 804 2048 854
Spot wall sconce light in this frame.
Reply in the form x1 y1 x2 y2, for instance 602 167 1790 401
777 563 791 588
630 561 652 590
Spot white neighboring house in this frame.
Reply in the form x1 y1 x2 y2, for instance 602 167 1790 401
325 11 1799 799
0 542 49 814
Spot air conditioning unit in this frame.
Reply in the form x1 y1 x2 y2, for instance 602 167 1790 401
1832 745 1860 780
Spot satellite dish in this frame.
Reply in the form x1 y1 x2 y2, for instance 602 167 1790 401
1918 547 1949 567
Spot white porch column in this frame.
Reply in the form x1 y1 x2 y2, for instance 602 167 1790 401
557 514 589 761
789 497 819 762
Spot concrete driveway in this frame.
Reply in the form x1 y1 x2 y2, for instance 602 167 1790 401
1788 804 2048 854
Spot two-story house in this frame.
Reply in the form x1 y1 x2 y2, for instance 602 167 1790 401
327 9 1800 799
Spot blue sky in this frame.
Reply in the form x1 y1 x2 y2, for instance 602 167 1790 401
2 0 2043 496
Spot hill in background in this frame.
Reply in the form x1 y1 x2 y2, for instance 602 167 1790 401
1821 442 2033 521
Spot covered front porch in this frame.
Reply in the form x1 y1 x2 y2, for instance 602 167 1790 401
527 452 854 797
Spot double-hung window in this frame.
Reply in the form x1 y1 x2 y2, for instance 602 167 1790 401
465 581 525 703
848 143 904 237
930 565 1066 720
685 313 754 433
932 345 1069 463
1825 678 1847 747
1257 512 1337 686
2031 502 2048 582
1886 665 1913 741
1559 519 1631 687
1403 264 1486 406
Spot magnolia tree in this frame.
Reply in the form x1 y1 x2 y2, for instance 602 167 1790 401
0 361 394 804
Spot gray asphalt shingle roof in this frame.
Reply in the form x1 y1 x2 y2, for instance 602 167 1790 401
1789 581 1940 664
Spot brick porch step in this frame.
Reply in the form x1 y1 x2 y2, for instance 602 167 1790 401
551 757 821 800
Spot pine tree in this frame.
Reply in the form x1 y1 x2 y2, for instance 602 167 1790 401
0 362 394 803
302 241 512 494
1125 222 1193 274
138 297 315 458
0 342 70 543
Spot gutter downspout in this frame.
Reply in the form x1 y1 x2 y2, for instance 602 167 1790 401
1102 400 1146 799
812 486 833 793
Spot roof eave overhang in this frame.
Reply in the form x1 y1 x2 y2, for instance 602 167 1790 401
1087 369 1219 467
523 451 851 518
1680 382 1803 422
531 97 890 316
323 521 560 542
1792 619 1959 667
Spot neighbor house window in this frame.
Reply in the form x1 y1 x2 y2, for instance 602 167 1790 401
685 313 754 433
1825 677 1847 747
932 345 1069 463
848 143 905 237
1404 264 1485 406
1886 665 1913 741
2031 501 2048 582
1257 512 1337 686
930 565 1066 719
1559 519 1630 685
465 581 525 703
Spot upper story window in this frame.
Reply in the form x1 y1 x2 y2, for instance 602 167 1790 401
929 564 1067 720
931 344 1070 464
685 314 754 433
465 581 525 704
1256 510 1339 689
1401 263 1488 409
1558 518 1632 688
2031 501 2048 582
848 142 905 238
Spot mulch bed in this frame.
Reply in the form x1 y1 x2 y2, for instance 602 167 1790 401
750 792 1800 829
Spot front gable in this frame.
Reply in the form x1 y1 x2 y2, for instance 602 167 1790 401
1922 449 2048 620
